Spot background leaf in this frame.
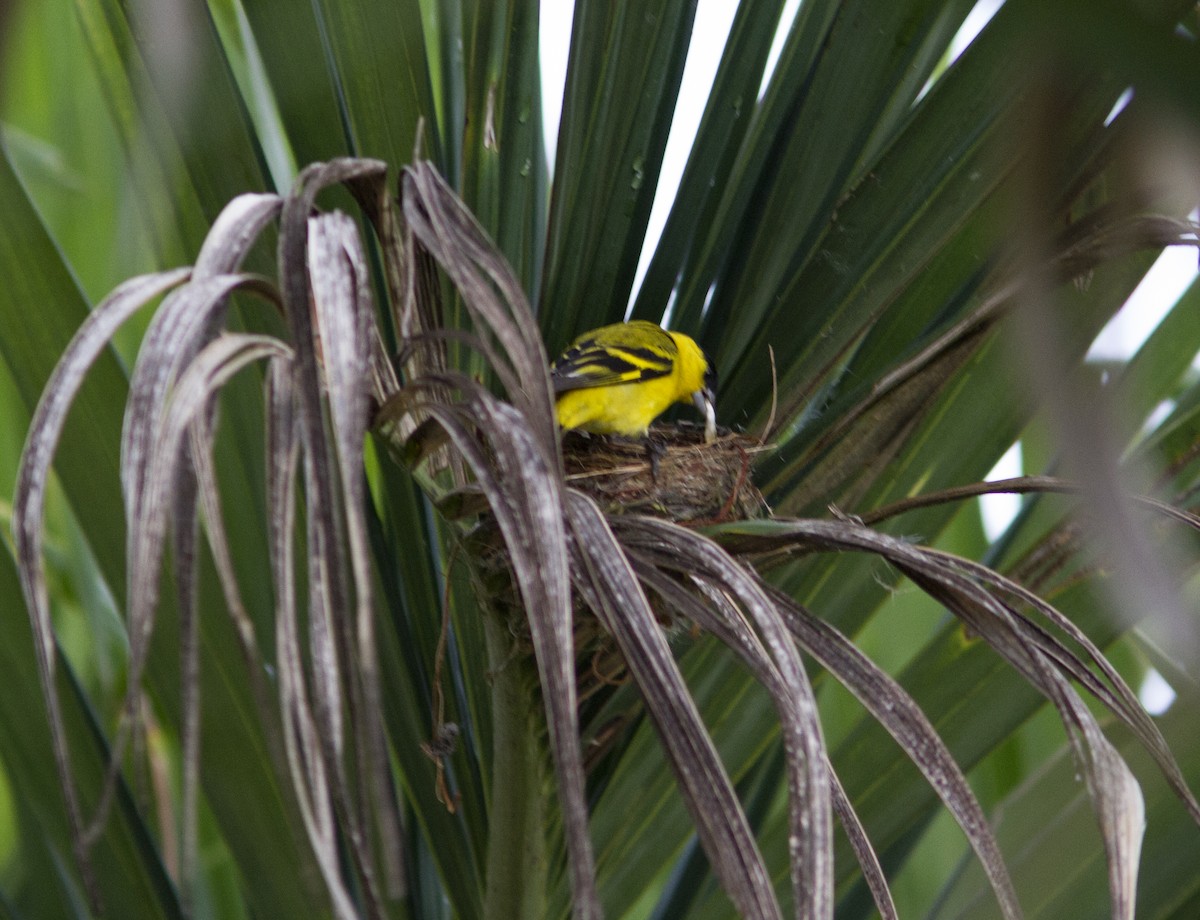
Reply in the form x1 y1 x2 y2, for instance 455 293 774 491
2 0 1200 916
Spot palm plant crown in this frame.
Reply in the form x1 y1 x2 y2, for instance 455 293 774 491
2 1 1200 918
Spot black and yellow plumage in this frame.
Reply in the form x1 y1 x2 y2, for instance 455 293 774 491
551 320 716 440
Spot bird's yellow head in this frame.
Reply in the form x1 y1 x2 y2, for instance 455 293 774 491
667 331 717 441
666 331 713 402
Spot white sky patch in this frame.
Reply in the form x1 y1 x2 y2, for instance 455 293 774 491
1104 87 1134 126
1138 667 1177 715
760 0 802 99
539 2 575 168
948 0 1005 64
540 1 743 313
659 286 680 327
981 441 1022 540
916 0 1003 104
1089 244 1199 362
1143 399 1176 434
629 0 738 304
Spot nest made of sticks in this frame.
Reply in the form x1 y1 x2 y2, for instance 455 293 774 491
561 422 770 523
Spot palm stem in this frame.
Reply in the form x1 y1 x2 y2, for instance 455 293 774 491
483 614 549 919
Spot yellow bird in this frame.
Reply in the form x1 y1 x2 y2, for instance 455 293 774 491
551 320 717 441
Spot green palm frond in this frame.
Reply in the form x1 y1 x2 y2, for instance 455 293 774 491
3 1 1200 918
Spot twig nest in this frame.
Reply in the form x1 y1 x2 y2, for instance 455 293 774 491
562 422 769 523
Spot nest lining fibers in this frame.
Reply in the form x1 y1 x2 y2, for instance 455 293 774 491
561 422 769 523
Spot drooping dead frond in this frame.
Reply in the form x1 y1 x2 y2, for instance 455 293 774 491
566 491 790 919
387 159 1200 920
13 267 192 908
395 160 600 918
18 154 1200 920
711 516 1199 918
14 160 413 918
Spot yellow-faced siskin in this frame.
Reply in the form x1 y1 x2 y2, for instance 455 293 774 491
551 320 716 442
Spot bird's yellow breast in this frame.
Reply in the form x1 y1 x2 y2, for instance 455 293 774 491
554 372 683 436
